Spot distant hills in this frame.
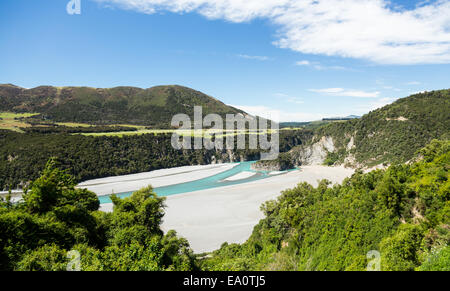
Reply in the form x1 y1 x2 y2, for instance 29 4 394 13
322 115 360 121
280 115 361 130
0 84 245 127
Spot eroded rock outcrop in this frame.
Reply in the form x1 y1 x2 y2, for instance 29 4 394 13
290 136 335 165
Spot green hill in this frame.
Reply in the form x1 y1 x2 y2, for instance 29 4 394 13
0 84 245 127
202 140 450 271
291 89 450 167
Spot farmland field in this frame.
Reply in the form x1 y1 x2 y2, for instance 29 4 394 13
0 112 39 132
0 112 281 137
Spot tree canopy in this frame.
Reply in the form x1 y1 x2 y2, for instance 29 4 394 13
202 140 449 271
0 161 197 271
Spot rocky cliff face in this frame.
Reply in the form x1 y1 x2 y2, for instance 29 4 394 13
290 136 336 165
250 152 295 171
250 161 287 171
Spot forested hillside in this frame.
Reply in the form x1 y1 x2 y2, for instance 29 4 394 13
0 84 244 127
291 90 450 167
202 140 450 271
0 129 313 190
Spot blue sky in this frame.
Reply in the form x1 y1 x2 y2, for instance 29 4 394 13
1 0 449 121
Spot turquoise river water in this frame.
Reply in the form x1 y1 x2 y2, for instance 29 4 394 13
98 161 294 204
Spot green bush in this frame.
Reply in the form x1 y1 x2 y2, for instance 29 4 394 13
203 140 450 271
0 161 197 271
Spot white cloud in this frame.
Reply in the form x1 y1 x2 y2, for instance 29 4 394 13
95 0 450 65
230 104 323 122
236 54 271 61
405 81 421 85
310 88 380 98
296 60 311 66
310 88 347 94
313 64 349 71
295 60 351 71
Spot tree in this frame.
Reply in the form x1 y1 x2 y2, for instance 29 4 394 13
0 160 197 270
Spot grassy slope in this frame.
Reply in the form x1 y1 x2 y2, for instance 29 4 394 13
0 112 39 132
0 84 245 127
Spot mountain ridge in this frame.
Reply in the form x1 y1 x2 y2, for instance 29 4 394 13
0 84 245 127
